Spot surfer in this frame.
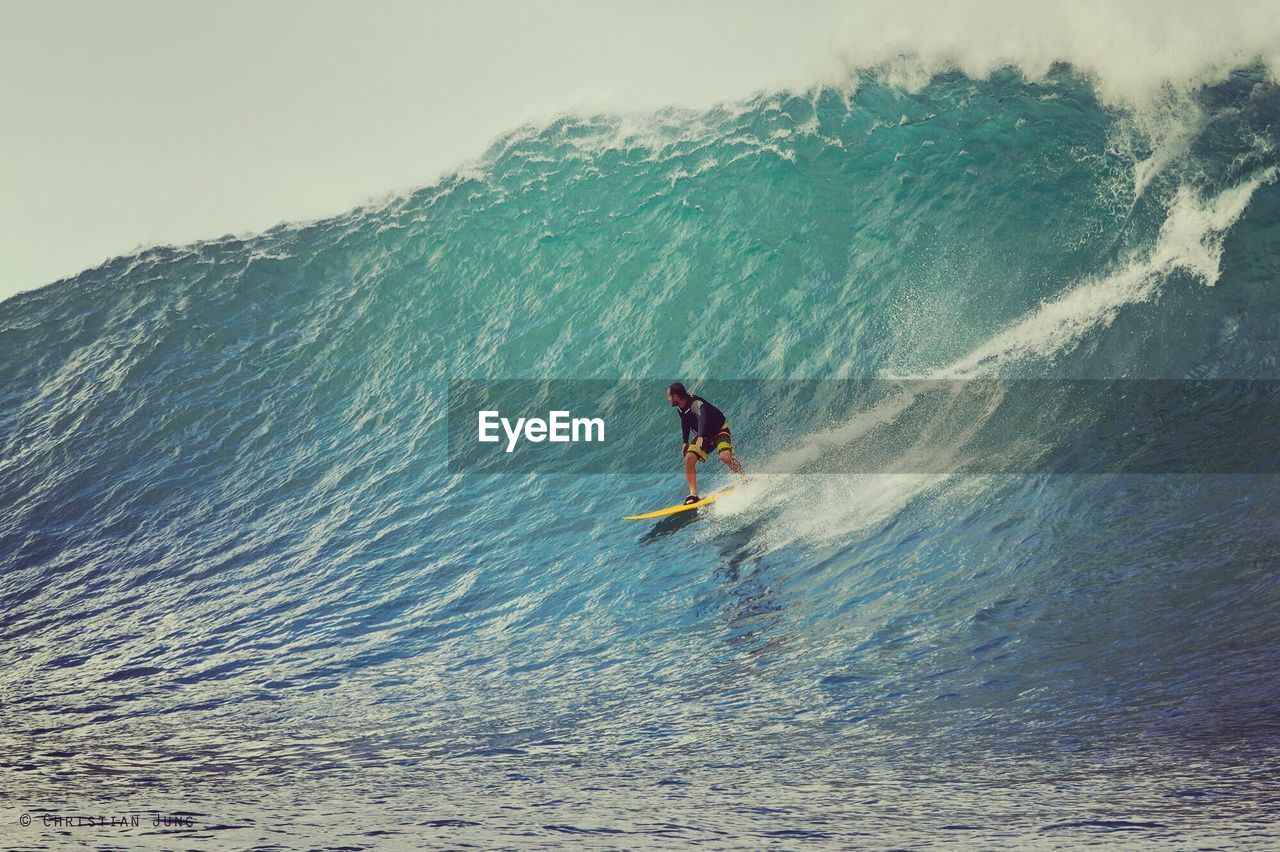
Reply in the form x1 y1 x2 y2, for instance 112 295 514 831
667 382 745 504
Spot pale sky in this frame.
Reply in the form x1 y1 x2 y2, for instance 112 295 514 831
0 1 849 302
3 0 1277 303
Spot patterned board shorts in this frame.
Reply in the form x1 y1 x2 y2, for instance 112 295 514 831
687 424 733 462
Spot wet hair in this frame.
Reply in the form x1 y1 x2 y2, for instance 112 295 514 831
668 382 689 399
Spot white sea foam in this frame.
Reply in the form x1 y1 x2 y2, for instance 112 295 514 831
815 0 1280 108
712 164 1277 553
937 166 1277 378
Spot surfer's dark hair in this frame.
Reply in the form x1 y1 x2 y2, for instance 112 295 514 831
668 382 689 399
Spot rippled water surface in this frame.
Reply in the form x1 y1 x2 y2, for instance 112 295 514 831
3 67 1280 848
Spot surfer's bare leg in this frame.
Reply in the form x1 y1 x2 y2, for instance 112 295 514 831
684 451 700 496
720 450 744 476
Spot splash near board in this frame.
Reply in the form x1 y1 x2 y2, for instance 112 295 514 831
623 488 736 521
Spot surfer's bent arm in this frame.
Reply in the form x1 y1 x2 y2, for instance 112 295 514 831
691 400 716 449
687 400 707 451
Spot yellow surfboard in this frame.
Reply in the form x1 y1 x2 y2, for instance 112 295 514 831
623 487 736 521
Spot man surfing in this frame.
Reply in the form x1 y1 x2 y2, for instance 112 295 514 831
667 382 746 504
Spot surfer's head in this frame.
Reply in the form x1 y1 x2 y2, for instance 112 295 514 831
667 382 690 409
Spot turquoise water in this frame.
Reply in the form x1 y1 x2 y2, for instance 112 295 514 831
2 66 1280 847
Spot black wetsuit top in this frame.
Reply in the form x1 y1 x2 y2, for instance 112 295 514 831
678 395 727 446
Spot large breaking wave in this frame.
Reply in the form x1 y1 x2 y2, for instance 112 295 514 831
3 52 1280 846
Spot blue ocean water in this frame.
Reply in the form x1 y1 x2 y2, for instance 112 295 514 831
2 66 1280 847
